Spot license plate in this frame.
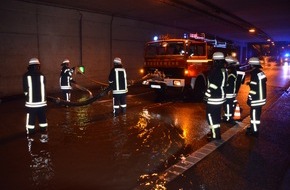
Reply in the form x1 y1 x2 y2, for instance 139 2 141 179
150 84 161 89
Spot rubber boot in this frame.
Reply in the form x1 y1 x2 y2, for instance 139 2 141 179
212 127 221 140
122 107 126 115
114 108 120 117
246 125 259 137
27 128 35 135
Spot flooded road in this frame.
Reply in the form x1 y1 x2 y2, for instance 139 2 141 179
1 62 289 190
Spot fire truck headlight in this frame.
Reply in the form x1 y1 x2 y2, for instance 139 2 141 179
139 68 144 74
173 80 182 86
184 69 189 75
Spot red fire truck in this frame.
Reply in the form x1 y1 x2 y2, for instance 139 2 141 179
141 33 225 101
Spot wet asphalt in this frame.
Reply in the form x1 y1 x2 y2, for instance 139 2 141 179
0 63 290 190
164 87 290 190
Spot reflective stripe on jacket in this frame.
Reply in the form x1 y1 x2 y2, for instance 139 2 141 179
109 67 128 94
23 71 47 108
248 68 267 107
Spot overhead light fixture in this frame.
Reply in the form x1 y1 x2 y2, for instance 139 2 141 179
249 28 256 33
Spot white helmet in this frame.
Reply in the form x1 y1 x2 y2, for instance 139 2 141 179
248 57 260 66
113 57 122 65
225 56 239 65
29 58 40 65
212 52 224 60
62 59 70 64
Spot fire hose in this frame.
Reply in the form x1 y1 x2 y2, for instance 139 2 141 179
47 68 153 107
47 85 111 107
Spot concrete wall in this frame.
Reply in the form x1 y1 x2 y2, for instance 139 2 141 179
0 0 185 97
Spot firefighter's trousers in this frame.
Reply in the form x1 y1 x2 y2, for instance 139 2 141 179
206 103 222 139
113 93 127 116
250 106 262 132
223 97 236 121
26 107 48 134
62 89 71 101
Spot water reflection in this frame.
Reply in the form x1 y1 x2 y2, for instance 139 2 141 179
60 106 91 139
75 106 90 138
26 135 54 188
111 115 128 159
134 108 186 189
138 173 167 190
134 109 165 148
172 105 209 144
136 109 152 139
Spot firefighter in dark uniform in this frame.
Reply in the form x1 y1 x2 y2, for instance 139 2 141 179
234 58 246 117
23 58 48 135
236 62 246 95
246 57 267 136
108 57 128 116
59 59 75 101
204 52 227 140
222 56 238 124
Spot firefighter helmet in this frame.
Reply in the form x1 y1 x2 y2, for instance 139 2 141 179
212 52 224 60
248 57 260 66
61 59 70 66
62 59 70 64
29 58 40 65
225 56 239 65
114 57 122 65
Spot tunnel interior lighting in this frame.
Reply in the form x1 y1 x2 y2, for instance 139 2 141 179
249 28 256 33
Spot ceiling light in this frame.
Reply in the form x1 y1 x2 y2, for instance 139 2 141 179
249 28 256 33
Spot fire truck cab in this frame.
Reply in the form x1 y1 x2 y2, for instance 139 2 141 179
141 33 215 100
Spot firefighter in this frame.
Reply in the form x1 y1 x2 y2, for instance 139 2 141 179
233 58 246 118
222 56 238 124
246 57 267 136
59 59 75 102
236 61 246 95
23 58 48 136
108 57 128 116
204 52 227 140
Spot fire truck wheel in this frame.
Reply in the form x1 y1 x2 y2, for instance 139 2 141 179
192 77 206 102
181 85 193 102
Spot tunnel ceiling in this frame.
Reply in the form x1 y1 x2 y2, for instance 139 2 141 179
19 0 290 44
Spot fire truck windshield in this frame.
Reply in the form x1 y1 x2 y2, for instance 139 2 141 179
145 40 207 57
145 41 185 56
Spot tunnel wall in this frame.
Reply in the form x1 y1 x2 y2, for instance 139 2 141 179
0 0 185 97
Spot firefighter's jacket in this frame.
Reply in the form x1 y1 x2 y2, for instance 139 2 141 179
247 67 267 107
108 65 128 94
236 67 246 94
225 67 237 99
23 67 47 108
60 66 74 90
205 66 227 105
